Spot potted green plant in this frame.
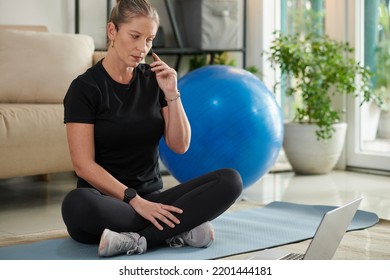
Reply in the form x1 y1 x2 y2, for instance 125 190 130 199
188 51 260 76
265 31 380 174
188 52 236 72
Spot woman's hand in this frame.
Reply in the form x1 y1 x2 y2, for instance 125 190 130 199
130 195 183 230
150 52 178 96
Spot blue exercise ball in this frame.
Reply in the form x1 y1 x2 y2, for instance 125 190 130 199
159 65 283 188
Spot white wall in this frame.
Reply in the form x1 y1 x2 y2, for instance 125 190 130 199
0 0 73 32
0 0 112 49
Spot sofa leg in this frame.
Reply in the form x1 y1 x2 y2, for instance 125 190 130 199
39 174 50 182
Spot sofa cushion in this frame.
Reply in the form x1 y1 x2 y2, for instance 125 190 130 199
0 30 94 104
0 104 73 178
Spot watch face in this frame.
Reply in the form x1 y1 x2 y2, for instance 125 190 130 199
125 188 136 198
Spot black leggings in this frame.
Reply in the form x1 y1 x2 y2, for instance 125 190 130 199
61 168 242 248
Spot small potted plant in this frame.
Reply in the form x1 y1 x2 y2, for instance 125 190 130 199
265 31 380 174
188 52 260 76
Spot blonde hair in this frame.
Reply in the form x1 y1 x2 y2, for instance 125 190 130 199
110 0 160 30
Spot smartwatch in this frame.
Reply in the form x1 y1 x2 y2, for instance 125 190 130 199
123 188 137 203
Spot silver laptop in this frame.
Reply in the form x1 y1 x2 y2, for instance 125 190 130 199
250 198 362 260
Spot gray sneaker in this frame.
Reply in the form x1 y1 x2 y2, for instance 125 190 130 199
166 221 214 248
98 228 147 257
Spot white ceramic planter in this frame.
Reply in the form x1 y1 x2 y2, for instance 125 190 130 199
378 111 390 139
361 101 381 141
283 122 347 174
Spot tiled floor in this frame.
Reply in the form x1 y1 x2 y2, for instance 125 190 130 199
0 170 389 239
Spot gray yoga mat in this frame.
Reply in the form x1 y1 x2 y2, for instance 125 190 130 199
0 201 379 260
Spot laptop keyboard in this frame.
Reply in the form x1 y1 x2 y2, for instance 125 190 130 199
281 253 304 260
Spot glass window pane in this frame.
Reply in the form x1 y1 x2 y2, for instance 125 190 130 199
362 0 390 154
281 0 326 121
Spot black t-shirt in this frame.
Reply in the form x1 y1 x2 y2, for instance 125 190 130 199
64 60 167 195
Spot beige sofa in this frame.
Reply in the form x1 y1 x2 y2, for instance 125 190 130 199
0 26 105 179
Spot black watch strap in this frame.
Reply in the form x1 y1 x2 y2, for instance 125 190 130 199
123 188 137 203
